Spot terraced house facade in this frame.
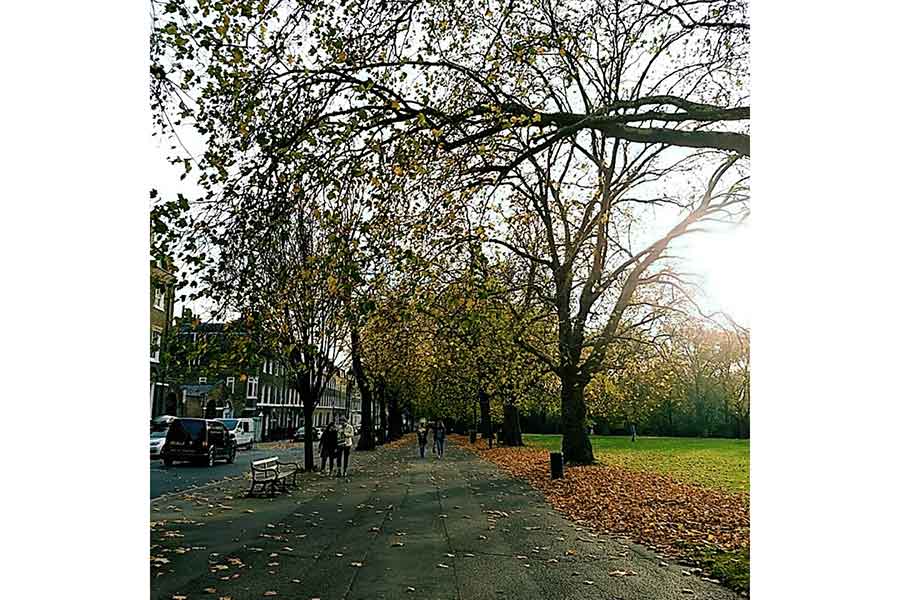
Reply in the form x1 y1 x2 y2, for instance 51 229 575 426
150 257 177 417
165 313 361 439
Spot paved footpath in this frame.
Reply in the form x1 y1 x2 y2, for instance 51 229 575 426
151 439 740 600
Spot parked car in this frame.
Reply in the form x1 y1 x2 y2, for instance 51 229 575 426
150 428 168 458
217 418 256 449
292 426 322 442
161 418 236 467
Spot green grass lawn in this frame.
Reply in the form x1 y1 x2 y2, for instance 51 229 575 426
523 434 750 493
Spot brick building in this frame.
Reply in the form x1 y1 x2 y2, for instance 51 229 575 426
150 257 177 417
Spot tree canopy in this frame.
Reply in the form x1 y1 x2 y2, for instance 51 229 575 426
151 0 751 464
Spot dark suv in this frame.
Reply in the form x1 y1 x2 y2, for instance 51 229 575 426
162 418 236 467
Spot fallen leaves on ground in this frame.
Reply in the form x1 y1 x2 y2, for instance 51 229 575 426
451 435 748 570
384 434 415 449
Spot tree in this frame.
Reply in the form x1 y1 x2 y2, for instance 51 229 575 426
202 182 351 470
151 0 751 463
152 0 749 190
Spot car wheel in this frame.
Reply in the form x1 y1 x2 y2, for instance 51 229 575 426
207 447 216 467
227 447 236 464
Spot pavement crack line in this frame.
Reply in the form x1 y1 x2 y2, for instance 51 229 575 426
339 452 412 600
431 456 463 600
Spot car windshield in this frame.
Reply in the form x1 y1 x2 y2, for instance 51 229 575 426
220 419 238 431
150 430 167 439
167 419 205 442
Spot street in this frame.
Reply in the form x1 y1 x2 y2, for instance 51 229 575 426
150 439 740 600
150 443 308 499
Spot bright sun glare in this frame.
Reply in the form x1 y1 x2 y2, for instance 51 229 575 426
680 224 752 326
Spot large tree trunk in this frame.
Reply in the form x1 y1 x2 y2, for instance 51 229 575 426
299 375 316 471
502 402 523 446
302 399 316 470
560 373 594 465
376 379 387 445
478 388 492 439
387 390 402 441
351 327 376 451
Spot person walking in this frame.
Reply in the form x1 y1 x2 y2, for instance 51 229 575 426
319 422 338 475
416 420 428 458
336 417 355 476
434 420 447 458
630 423 637 442
431 421 438 455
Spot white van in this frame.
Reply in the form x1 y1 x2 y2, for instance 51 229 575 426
218 418 256 449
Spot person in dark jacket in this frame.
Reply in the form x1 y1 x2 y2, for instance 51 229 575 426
434 420 447 458
319 422 338 475
416 421 429 458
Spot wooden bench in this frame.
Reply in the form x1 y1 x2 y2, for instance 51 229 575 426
248 456 301 496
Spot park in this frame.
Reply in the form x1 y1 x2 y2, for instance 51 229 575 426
150 0 751 597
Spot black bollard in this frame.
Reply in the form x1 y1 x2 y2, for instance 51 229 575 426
550 452 564 479
469 430 477 444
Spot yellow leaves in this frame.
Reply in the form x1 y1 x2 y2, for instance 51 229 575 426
559 47 567 57
337 51 348 63
390 100 401 110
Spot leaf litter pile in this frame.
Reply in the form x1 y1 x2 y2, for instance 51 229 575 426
452 436 748 589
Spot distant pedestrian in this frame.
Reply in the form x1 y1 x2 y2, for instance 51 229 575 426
431 421 438 454
435 420 447 458
319 422 338 475
336 417 354 476
630 423 636 442
416 421 428 458
486 427 494 449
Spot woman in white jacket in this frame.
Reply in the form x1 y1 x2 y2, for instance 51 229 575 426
336 417 355 476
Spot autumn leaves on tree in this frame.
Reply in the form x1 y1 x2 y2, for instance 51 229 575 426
151 0 750 464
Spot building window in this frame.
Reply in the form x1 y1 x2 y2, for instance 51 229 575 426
198 377 207 384
227 377 235 393
153 286 166 310
150 328 162 363
247 377 259 399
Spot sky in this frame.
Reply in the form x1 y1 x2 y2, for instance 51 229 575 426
675 225 751 326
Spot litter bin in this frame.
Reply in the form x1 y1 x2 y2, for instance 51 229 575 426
550 452 564 479
469 429 477 444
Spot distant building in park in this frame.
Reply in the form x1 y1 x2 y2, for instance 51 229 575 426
161 312 361 439
150 257 177 418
